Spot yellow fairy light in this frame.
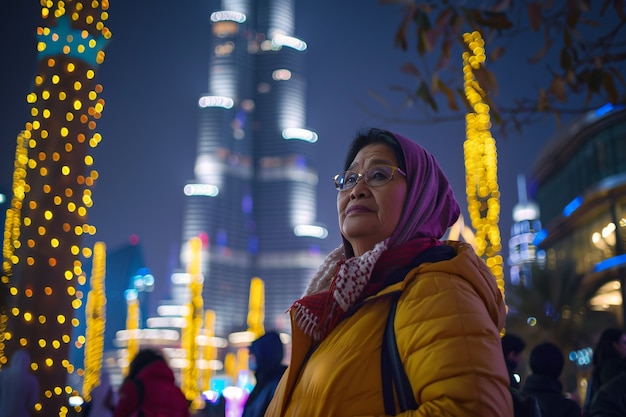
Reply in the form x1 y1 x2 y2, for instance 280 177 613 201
461 31 505 303
181 237 204 403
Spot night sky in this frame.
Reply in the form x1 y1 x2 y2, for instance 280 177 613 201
0 1 593 314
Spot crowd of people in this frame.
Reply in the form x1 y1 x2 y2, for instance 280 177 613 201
1 129 625 417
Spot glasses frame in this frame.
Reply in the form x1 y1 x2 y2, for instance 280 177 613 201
333 165 406 191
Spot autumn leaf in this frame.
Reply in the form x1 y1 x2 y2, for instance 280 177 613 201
490 46 505 62
367 88 393 110
589 68 604 92
560 48 573 72
475 10 513 30
565 3 580 28
393 6 416 51
563 28 573 48
416 80 438 111
435 7 454 26
607 66 625 86
528 33 553 63
413 9 432 30
549 76 567 103
527 2 543 31
603 72 619 103
399 62 421 77
437 79 459 111
456 86 473 112
473 67 498 95
435 37 452 71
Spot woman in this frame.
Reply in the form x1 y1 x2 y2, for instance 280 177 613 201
113 348 189 417
583 327 626 415
265 128 512 416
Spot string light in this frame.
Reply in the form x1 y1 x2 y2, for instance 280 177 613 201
181 237 204 404
82 242 106 401
462 31 505 302
2 1 110 414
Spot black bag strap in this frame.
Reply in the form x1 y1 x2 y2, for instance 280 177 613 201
132 378 145 417
381 292 419 415
380 246 455 414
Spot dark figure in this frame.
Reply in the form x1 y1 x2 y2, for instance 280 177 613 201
588 371 626 417
84 370 116 417
113 348 189 417
583 328 626 416
242 332 287 417
522 342 581 417
0 349 39 417
502 333 526 389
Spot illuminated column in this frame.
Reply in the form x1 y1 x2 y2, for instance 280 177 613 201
1 131 28 366
82 242 106 401
124 289 140 375
462 31 505 298
201 310 216 392
247 277 265 339
181 237 204 401
2 2 110 414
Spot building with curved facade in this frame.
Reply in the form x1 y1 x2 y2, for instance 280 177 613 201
529 103 626 325
174 0 328 337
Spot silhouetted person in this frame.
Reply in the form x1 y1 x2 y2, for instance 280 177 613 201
588 370 626 417
583 328 626 416
85 370 116 417
522 342 581 417
114 348 189 417
0 349 39 417
242 331 287 417
502 333 526 389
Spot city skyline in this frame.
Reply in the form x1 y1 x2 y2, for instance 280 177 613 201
1 1 580 318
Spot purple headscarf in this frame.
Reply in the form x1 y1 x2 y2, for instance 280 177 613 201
342 131 460 257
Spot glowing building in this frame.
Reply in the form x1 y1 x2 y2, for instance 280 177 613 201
178 0 327 337
529 103 626 323
508 174 542 289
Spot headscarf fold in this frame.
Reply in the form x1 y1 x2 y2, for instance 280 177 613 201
291 131 460 341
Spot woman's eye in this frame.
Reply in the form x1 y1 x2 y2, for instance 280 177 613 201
369 169 388 180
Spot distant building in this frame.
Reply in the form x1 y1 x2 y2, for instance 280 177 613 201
528 103 626 322
176 0 329 337
508 174 542 289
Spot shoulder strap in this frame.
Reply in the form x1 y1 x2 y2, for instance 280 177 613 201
380 245 455 414
381 292 419 415
132 378 145 417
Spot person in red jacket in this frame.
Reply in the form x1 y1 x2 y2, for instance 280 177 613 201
114 348 190 417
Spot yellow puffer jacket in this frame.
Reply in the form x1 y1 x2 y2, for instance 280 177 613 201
265 241 513 417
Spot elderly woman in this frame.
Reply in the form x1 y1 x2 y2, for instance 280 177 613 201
265 128 512 416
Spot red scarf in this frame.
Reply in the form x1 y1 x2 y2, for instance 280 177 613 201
290 238 440 341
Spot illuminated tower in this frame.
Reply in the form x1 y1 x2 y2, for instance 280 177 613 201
508 174 541 289
178 0 327 337
1 1 110 414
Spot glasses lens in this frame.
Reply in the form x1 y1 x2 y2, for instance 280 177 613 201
365 166 394 187
334 173 346 190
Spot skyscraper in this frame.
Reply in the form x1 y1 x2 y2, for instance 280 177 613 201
178 0 328 337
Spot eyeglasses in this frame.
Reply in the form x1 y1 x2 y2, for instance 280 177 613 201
333 165 406 191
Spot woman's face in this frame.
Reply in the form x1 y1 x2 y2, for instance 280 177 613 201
337 143 407 256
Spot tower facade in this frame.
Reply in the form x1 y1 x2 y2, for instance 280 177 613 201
179 0 327 336
508 174 542 289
